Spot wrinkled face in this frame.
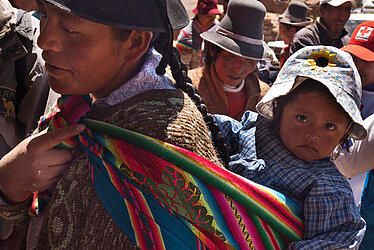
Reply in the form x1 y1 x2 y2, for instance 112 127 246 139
197 14 218 28
212 49 256 87
279 91 350 162
36 0 133 99
279 23 296 45
352 55 374 87
320 2 352 33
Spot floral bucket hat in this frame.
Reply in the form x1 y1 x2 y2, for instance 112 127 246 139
256 45 367 140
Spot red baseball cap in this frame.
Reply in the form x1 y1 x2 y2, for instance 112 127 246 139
341 21 374 61
193 0 222 15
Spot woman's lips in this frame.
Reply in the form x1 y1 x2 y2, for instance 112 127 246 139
228 75 241 80
45 62 69 76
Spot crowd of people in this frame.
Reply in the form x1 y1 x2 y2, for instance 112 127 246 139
0 0 373 249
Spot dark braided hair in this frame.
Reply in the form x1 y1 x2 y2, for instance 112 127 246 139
153 30 229 165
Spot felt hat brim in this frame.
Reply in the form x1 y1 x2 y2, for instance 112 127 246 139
279 16 313 27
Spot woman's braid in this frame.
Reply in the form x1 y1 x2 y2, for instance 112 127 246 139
154 33 229 165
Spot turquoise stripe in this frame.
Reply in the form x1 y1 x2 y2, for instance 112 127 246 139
194 178 240 249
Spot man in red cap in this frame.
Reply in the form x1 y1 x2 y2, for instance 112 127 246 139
176 0 222 69
342 21 374 119
337 21 374 250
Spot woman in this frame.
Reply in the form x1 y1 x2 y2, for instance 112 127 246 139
0 0 227 248
278 1 312 68
188 0 270 120
175 0 222 69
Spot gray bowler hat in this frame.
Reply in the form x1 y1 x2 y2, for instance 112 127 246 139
43 0 189 32
279 1 313 27
200 0 267 60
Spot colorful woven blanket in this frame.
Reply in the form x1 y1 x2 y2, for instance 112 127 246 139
32 95 304 249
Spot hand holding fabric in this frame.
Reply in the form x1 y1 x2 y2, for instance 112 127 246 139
0 124 85 203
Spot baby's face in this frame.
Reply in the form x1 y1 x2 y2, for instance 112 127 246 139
278 91 350 162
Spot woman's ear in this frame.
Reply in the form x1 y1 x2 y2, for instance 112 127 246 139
123 31 153 63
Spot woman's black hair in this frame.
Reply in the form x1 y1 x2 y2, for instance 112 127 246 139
201 41 223 67
279 22 304 33
271 79 353 149
153 33 229 165
152 1 229 164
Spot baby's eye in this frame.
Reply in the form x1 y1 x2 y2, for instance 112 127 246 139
297 115 308 123
325 123 336 131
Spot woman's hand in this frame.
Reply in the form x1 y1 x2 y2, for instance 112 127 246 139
0 124 85 203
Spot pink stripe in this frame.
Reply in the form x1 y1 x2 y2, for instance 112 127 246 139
181 29 191 37
235 201 266 250
209 187 250 249
260 217 281 250
126 199 147 249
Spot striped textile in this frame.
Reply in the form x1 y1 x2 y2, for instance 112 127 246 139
32 95 304 249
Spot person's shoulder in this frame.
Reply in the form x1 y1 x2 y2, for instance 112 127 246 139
177 19 194 35
294 23 318 39
258 78 270 93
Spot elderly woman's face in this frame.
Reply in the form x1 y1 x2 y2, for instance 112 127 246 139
36 0 132 99
211 49 256 87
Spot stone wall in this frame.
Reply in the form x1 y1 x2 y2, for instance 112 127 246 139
261 0 320 42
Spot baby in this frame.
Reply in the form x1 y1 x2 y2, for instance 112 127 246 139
215 46 367 249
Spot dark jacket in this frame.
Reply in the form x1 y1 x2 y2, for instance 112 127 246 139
290 19 349 55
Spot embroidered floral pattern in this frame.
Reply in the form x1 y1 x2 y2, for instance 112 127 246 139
96 48 175 106
307 50 337 70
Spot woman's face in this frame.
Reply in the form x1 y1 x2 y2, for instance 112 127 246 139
212 49 256 87
197 14 218 29
36 0 133 99
279 91 350 162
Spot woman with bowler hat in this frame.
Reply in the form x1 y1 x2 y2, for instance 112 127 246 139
176 0 222 69
188 0 270 120
278 1 313 68
0 0 228 248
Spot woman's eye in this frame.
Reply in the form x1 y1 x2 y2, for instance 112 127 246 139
62 26 77 34
297 115 308 123
325 123 336 131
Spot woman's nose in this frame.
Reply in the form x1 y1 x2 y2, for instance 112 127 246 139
37 15 63 53
232 59 245 72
